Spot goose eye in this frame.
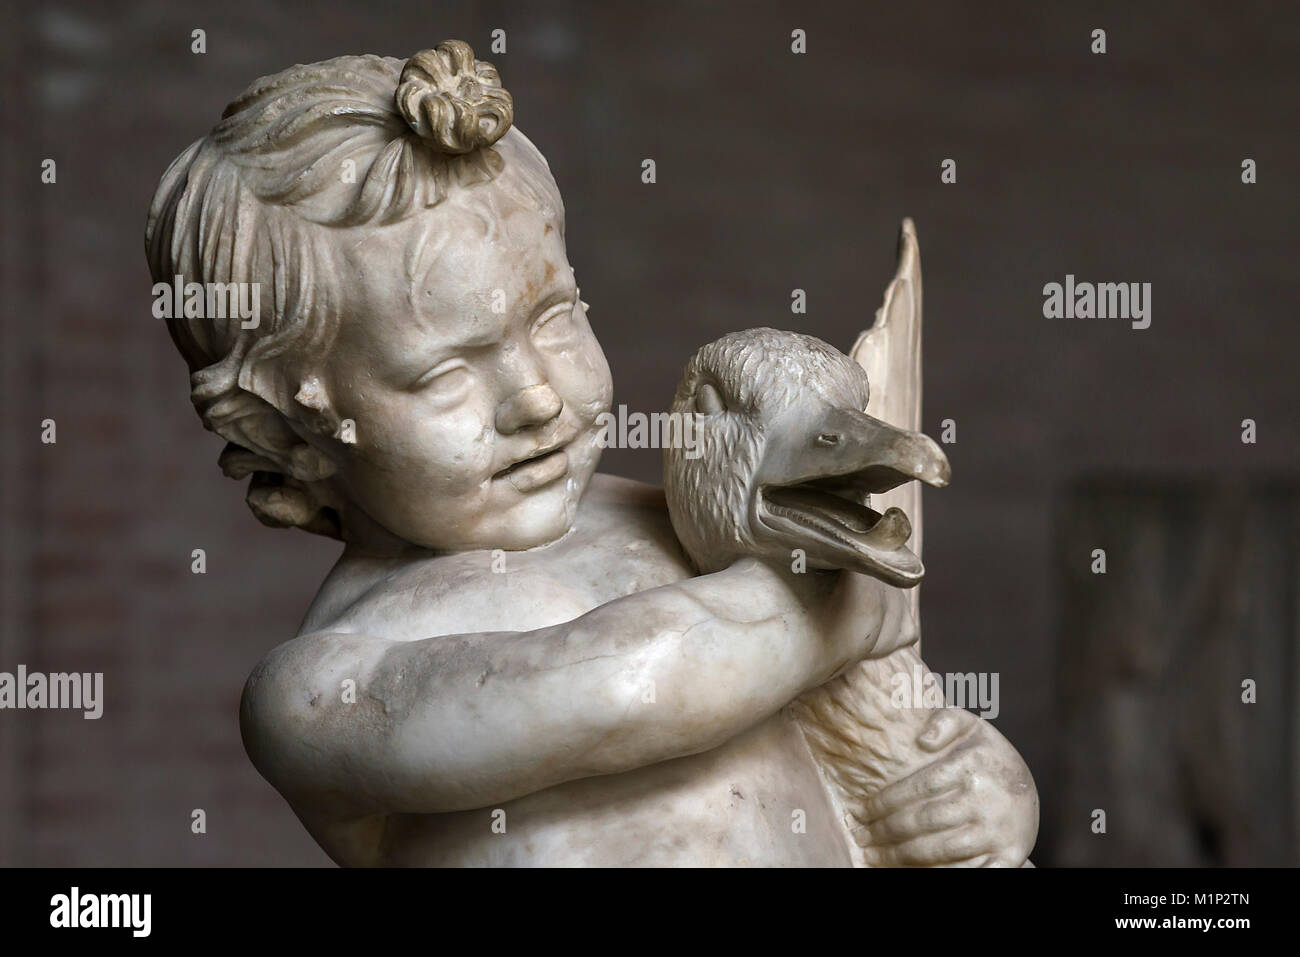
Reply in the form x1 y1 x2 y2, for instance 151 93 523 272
695 383 725 415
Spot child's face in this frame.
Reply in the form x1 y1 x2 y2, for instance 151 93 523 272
317 191 613 552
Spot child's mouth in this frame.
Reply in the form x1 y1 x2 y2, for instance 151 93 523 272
494 444 571 492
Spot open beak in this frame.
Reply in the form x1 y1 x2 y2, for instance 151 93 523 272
752 405 951 587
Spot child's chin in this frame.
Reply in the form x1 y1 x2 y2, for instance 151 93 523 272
486 478 582 550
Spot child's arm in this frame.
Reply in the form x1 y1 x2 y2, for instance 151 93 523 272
240 558 915 816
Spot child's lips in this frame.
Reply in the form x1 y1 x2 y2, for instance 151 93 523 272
494 443 571 492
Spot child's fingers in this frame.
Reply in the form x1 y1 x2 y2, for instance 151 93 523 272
853 796 975 847
862 824 992 867
857 758 966 823
916 708 969 752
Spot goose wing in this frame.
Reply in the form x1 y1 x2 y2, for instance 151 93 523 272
849 218 925 625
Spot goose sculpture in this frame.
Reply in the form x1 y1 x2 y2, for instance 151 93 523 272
663 221 984 865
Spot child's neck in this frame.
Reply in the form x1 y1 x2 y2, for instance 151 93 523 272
336 500 578 561
337 502 431 561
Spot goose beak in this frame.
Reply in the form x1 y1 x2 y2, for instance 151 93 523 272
752 405 951 587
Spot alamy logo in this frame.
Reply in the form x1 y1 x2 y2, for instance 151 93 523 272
0 666 103 719
152 273 261 329
890 664 1000 719
595 405 702 458
1042 274 1151 329
50 887 151 937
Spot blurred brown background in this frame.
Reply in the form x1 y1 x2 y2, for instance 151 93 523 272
1 0 1296 866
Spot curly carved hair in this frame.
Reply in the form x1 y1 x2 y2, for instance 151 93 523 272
145 41 561 537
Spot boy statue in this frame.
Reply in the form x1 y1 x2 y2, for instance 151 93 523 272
146 41 1037 866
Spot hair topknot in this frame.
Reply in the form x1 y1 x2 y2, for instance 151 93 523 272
396 40 514 154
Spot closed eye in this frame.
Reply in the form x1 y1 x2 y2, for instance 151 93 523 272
531 301 579 347
411 358 471 395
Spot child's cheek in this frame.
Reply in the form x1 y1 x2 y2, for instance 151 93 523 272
400 400 497 489
349 394 494 491
563 328 614 421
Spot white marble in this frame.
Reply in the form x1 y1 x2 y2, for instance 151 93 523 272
146 41 1037 866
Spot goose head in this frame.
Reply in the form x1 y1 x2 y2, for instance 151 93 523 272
663 328 950 587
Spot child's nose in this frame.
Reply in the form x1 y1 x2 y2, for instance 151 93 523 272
495 383 563 434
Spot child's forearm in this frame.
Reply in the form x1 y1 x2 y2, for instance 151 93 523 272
241 559 885 814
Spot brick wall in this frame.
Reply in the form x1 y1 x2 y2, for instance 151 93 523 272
2 0 1297 865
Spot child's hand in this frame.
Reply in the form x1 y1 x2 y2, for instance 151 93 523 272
853 708 1038 867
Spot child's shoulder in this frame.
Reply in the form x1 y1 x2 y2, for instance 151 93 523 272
297 472 690 641
570 472 687 563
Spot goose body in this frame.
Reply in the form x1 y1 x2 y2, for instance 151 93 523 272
662 326 962 863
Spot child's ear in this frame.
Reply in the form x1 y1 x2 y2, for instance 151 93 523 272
285 375 343 480
292 375 337 431
239 364 341 481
